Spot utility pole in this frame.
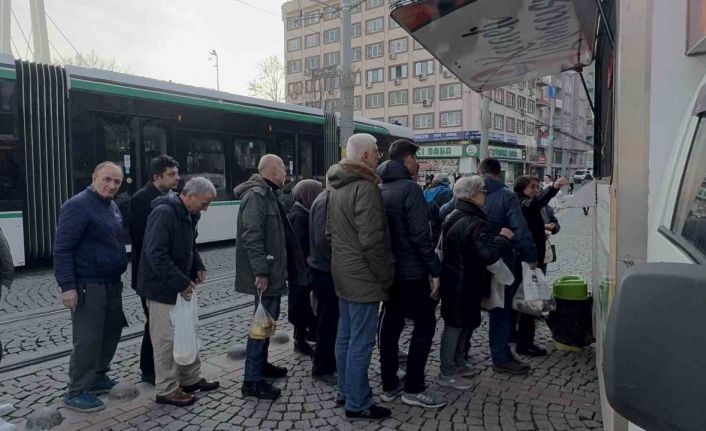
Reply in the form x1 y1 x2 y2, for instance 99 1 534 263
480 90 490 160
546 84 556 175
29 0 50 63
0 0 10 57
209 49 220 91
339 0 354 150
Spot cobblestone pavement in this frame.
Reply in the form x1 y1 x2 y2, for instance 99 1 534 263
0 208 601 430
0 243 237 363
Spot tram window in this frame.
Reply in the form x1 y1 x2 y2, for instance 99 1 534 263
672 117 706 257
233 139 266 187
298 137 314 179
0 138 20 201
0 80 15 135
175 130 227 198
141 120 169 184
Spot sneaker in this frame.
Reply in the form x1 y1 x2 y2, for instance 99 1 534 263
63 391 105 412
437 374 473 390
345 404 391 420
516 344 548 357
312 373 337 386
492 358 531 375
380 386 403 402
241 380 281 400
336 393 346 407
156 388 196 407
181 378 220 393
87 375 117 395
401 391 446 409
262 362 288 379
454 363 474 377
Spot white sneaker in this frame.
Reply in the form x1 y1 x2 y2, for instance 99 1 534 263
438 374 472 390
380 386 403 402
401 391 446 409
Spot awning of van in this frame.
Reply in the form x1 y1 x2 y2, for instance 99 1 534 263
390 0 599 91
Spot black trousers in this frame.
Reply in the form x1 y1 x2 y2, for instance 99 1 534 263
288 283 317 342
68 282 125 397
311 268 339 376
379 279 437 394
139 296 155 379
515 263 547 349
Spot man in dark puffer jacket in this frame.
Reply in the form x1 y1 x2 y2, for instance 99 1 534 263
376 140 445 410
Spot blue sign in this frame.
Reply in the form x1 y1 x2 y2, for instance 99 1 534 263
414 130 517 145
547 86 557 99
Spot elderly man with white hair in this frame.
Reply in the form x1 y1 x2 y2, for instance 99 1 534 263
137 176 220 407
234 154 307 400
326 133 395 420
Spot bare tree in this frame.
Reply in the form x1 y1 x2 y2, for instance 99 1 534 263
59 49 129 73
248 55 285 102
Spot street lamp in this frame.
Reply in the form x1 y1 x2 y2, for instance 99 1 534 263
209 49 220 91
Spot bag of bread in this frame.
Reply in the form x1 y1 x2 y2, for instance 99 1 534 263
249 290 276 339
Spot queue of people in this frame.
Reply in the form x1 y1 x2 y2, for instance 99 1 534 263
53 136 564 421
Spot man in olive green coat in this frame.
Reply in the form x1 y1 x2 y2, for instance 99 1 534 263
234 154 306 401
327 133 395 420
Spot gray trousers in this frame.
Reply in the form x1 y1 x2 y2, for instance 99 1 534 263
439 326 471 377
68 282 125 397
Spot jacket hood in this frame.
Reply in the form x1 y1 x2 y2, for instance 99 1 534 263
151 194 190 220
376 160 411 182
424 183 452 204
484 176 506 194
327 160 380 189
233 174 269 199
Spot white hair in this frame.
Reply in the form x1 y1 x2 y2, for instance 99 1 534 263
346 133 377 161
453 175 484 201
182 177 216 197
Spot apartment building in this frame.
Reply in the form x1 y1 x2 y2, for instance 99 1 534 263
281 0 590 183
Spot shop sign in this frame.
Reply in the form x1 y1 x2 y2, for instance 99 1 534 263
417 145 464 158
489 146 523 160
464 144 479 157
414 131 466 143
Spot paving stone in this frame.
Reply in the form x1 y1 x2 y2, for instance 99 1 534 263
25 407 63 430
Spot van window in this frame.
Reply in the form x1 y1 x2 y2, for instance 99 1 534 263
672 117 706 257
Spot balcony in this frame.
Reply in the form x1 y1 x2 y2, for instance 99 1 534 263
537 93 550 106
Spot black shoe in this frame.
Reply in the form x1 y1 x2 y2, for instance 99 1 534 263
181 378 220 393
516 344 548 357
262 362 288 379
241 380 281 400
140 374 155 385
345 404 392 420
493 358 531 375
313 373 337 386
294 340 314 356
336 394 346 406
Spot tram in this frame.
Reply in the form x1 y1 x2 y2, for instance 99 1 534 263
391 1 706 430
0 53 412 267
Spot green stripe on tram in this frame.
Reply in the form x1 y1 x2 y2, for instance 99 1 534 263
70 78 395 137
0 211 22 219
70 79 326 126
0 68 16 80
210 200 241 207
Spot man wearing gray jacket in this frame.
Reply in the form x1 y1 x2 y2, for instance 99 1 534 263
234 154 306 401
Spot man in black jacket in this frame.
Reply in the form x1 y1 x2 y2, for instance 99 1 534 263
129 155 180 385
136 177 219 407
376 140 445 409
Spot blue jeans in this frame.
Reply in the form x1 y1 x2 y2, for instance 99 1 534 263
336 298 378 412
489 283 519 365
244 295 281 382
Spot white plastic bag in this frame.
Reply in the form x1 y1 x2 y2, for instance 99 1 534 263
521 262 550 301
512 284 556 317
481 260 515 310
249 290 276 340
171 293 201 365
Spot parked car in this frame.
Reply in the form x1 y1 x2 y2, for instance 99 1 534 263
573 170 594 184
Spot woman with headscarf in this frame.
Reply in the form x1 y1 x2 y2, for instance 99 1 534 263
287 179 324 356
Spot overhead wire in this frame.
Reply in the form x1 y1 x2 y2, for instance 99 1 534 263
45 11 85 63
11 9 33 57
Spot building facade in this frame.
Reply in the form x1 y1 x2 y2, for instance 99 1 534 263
282 0 592 183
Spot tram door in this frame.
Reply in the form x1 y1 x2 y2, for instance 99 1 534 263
274 133 297 179
96 114 138 203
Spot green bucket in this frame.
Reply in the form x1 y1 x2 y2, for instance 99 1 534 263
553 275 589 300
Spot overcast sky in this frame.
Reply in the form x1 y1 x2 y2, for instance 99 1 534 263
10 0 285 95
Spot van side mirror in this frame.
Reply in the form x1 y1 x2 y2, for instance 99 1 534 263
604 263 706 431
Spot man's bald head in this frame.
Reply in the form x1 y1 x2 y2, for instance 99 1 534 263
258 154 287 187
346 133 380 169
